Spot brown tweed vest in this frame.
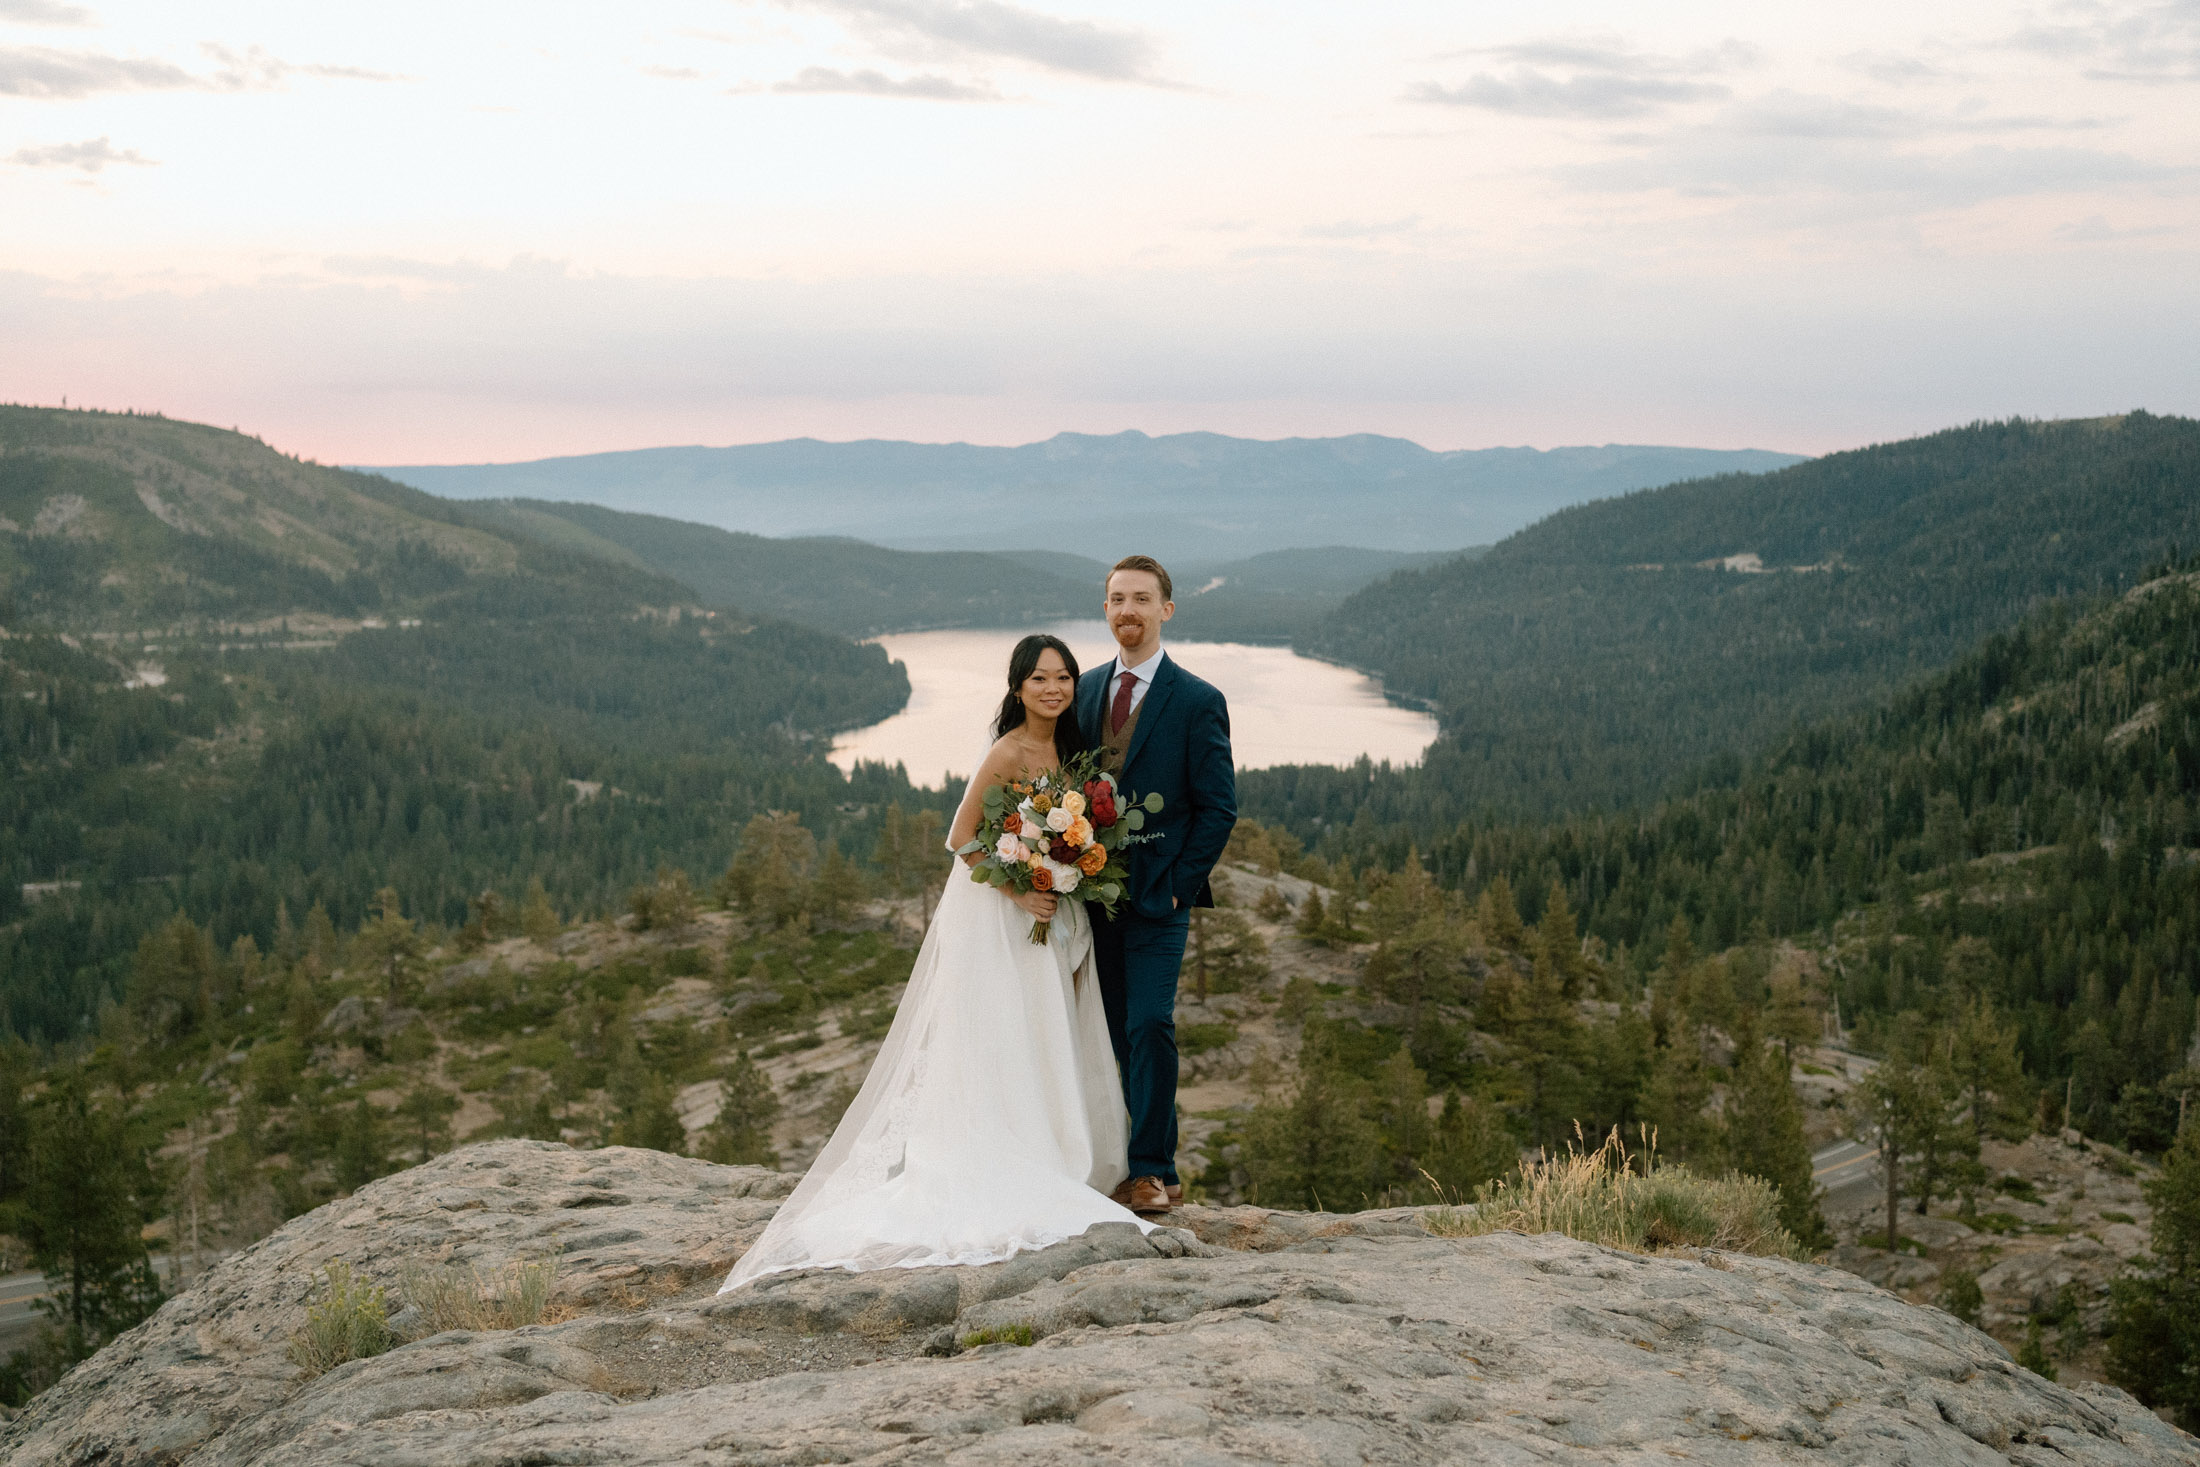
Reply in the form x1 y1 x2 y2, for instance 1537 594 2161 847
1097 682 1145 778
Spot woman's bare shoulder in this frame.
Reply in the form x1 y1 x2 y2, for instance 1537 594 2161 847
974 735 1029 783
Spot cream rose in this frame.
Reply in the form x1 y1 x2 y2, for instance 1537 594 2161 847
1063 790 1086 817
1045 805 1074 834
996 833 1027 862
1050 862 1081 894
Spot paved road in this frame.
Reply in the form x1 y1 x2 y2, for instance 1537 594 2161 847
1813 1137 1883 1213
0 1255 206 1357
0 1268 50 1355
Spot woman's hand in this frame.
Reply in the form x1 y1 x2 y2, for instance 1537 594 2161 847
1010 888 1059 919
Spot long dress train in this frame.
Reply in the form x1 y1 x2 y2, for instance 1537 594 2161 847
719 865 1148 1292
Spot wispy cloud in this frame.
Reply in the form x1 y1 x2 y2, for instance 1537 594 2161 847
198 43 404 89
2005 0 2200 82
780 0 1163 83
6 134 151 171
1410 37 1752 119
771 64 999 100
1568 90 2185 207
1302 215 1421 240
0 0 96 26
2056 212 2180 241
640 64 704 81
0 40 398 98
0 44 189 97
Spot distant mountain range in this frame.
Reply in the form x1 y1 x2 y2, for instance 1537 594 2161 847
366 432 1806 564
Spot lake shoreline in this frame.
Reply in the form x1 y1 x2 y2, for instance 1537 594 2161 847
833 621 1438 788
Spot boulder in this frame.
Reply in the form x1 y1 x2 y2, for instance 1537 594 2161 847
4 1140 2190 1466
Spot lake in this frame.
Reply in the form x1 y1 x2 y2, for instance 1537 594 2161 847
830 620 1439 786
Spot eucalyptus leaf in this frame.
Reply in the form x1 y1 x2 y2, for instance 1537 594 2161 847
1143 791 1164 813
1126 809 1144 831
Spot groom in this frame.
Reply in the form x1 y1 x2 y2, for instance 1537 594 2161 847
1078 555 1237 1216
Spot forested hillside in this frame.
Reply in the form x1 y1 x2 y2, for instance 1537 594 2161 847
1326 557 2200 1150
461 499 1102 638
0 408 930 1045
1272 413 2200 826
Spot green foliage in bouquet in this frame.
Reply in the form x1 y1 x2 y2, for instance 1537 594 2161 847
963 751 1163 941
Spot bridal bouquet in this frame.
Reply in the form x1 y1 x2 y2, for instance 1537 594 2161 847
965 750 1162 944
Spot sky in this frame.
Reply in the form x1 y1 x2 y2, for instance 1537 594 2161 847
1 0 2196 463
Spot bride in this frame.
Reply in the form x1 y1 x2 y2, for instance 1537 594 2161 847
719 634 1150 1292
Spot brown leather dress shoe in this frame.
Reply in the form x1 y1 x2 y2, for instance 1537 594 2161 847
1114 1175 1171 1215
1166 1182 1183 1206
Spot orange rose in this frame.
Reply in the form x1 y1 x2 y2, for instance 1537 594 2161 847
1002 812 1023 835
1030 866 1055 891
1077 845 1107 875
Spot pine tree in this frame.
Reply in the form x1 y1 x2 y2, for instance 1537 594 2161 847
1723 1021 1830 1249
1294 887 1328 941
809 846 866 928
1370 852 1443 941
1947 995 2033 1213
698 1051 781 1167
520 878 559 944
1536 881 1592 997
1421 1089 1519 1198
1904 1029 1973 1218
1239 1029 1382 1211
1476 875 1526 952
719 812 817 930
303 900 339 978
1851 1041 1937 1250
352 888 425 1004
1368 1045 1430 1196
2107 1123 2200 1428
397 1085 459 1162
607 1028 687 1153
126 914 217 1042
872 803 944 896
1640 1033 1718 1166
334 1098 387 1193
1765 968 1821 1060
12 1072 165 1365
1509 951 1588 1154
1188 907 1269 1000
1362 914 1469 1036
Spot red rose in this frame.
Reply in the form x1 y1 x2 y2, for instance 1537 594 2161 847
1049 838 1078 864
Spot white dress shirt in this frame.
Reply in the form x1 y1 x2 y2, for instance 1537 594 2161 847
1106 646 1166 721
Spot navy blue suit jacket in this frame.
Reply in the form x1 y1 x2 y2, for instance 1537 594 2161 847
1077 653 1238 921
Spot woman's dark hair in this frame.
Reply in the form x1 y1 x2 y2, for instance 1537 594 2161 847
993 634 1087 763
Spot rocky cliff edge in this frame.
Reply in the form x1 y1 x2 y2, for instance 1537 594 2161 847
2 1140 2191 1466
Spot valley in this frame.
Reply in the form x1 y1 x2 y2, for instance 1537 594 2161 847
4 403 2200 1430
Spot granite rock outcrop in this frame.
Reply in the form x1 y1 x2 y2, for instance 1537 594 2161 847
4 1140 2192 1466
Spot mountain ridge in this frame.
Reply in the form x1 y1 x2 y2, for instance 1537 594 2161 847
366 430 1805 562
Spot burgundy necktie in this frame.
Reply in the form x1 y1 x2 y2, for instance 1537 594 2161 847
1110 669 1137 735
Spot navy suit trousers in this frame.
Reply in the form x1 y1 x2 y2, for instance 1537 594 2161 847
1089 903 1188 1186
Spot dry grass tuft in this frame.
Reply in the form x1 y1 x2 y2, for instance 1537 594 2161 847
288 1260 395 1377
400 1256 566 1336
1423 1126 1804 1261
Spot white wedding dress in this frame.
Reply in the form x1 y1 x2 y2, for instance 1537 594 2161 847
719 860 1148 1292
